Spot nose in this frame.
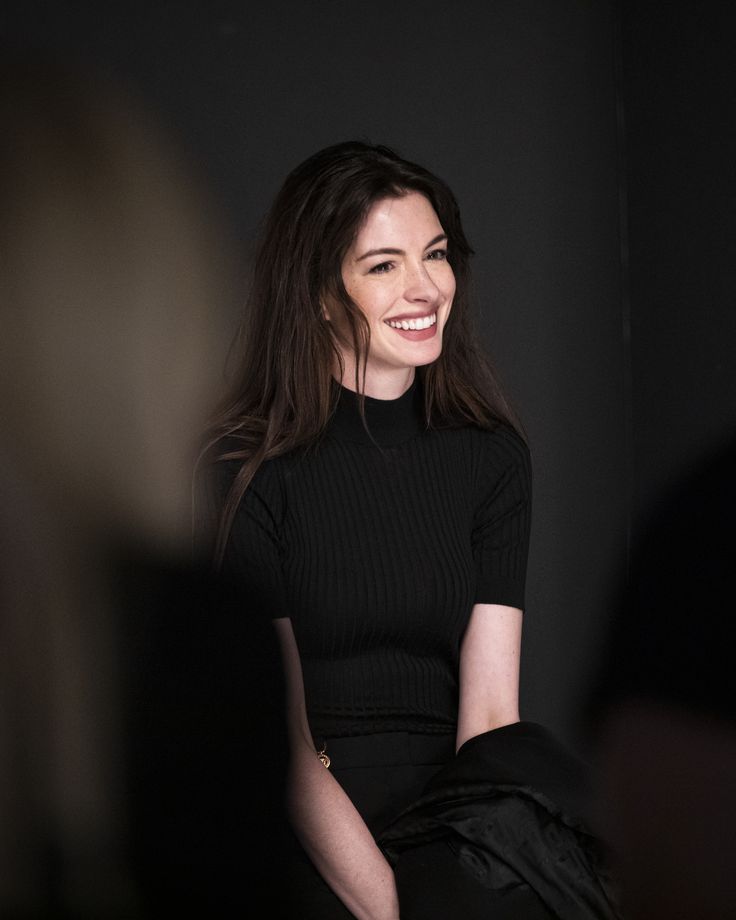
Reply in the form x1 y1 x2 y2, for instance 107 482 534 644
403 260 441 304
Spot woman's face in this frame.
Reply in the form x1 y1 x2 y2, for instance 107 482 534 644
336 191 456 396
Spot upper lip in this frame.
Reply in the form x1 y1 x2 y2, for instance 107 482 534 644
384 310 437 322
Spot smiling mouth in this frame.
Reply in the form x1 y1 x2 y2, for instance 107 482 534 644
385 312 437 331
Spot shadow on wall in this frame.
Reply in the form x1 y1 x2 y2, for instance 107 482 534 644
0 53 288 918
585 433 736 920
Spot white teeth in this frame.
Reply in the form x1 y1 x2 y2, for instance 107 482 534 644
386 313 437 330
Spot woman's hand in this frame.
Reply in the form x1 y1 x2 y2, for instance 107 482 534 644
274 618 401 920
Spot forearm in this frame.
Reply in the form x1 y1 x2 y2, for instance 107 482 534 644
456 705 520 751
288 744 400 920
274 618 399 918
456 603 522 751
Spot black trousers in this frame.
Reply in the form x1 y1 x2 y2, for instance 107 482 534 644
286 731 553 919
286 731 452 918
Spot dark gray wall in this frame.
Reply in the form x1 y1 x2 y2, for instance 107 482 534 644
621 3 736 525
3 1 628 752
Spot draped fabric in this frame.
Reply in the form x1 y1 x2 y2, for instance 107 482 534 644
378 722 625 920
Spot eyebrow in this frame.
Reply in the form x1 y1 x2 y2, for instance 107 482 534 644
355 233 448 262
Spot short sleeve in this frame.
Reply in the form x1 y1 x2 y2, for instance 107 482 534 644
472 427 532 610
197 455 289 620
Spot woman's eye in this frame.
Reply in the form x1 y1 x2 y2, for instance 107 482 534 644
426 248 448 261
369 261 394 274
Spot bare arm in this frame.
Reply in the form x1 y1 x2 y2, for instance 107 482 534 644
273 618 400 920
456 602 523 751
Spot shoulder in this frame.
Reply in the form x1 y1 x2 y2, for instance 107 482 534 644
440 422 530 475
204 436 283 490
197 437 290 528
472 422 529 461
460 424 532 508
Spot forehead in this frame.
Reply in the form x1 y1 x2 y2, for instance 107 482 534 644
352 192 443 247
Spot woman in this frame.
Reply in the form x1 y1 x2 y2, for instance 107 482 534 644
200 142 617 919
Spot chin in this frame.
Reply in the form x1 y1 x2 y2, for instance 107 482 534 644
405 341 443 367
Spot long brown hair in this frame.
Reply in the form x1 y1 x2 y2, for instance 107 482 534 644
201 141 524 565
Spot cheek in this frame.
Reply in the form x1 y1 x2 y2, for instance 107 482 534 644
346 281 384 322
342 275 366 315
443 273 457 308
324 291 374 348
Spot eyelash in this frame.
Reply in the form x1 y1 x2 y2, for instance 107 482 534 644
368 248 448 274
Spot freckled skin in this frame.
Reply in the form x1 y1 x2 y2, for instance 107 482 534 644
333 193 456 398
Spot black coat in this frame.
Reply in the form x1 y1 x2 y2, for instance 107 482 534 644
378 721 625 920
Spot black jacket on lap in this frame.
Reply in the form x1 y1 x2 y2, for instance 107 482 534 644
378 721 625 920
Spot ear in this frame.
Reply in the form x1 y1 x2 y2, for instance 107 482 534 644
320 300 331 322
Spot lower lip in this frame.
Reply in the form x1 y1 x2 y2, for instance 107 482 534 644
386 323 438 341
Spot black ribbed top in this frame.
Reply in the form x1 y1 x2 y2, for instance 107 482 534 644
210 382 532 738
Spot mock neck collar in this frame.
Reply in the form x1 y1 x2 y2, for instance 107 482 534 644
328 379 424 447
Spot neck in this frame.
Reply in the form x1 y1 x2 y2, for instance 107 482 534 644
329 375 423 446
334 363 415 400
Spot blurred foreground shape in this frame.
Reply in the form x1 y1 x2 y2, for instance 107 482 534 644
0 54 287 917
588 435 736 920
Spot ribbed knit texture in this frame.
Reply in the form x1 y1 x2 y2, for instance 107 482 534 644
208 381 531 739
